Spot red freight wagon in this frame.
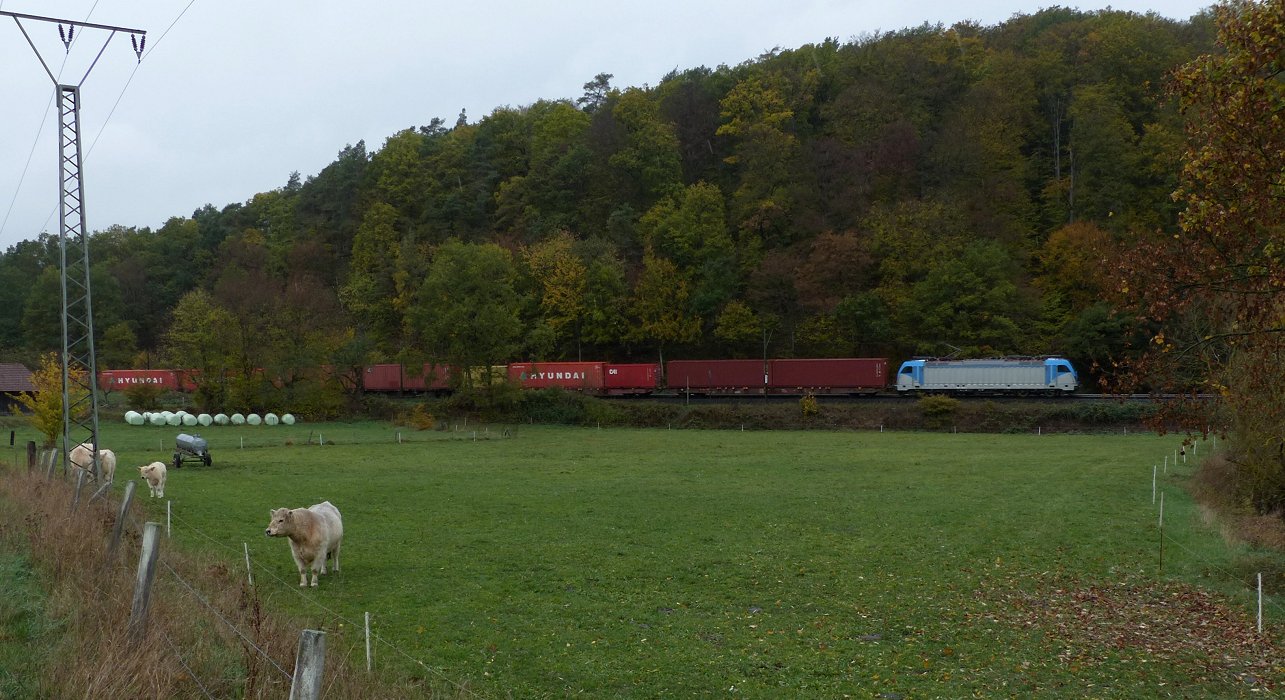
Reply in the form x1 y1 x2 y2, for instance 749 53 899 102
99 369 182 391
362 364 451 392
768 358 888 394
666 359 767 393
603 363 660 394
509 362 606 391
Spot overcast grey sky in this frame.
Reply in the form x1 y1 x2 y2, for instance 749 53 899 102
0 0 1213 252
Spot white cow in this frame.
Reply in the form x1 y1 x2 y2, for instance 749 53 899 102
69 442 116 484
264 501 344 587
138 462 167 498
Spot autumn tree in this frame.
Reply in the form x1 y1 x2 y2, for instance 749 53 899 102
1118 0 1285 514
163 289 239 411
8 352 85 446
524 232 588 358
627 254 700 365
406 241 523 388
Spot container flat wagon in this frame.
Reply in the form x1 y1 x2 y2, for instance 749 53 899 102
362 364 452 393
509 362 606 392
99 369 185 392
603 363 661 395
895 358 1078 394
768 358 888 394
666 359 766 394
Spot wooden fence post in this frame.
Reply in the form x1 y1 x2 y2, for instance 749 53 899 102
71 469 86 511
128 522 161 641
26 441 36 471
108 481 137 561
289 629 327 700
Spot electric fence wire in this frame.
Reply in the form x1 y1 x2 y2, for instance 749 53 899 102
160 558 295 683
87 539 222 699
1160 531 1285 620
158 626 219 700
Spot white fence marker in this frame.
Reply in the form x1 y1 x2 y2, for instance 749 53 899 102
167 500 172 538
244 542 254 587
1258 573 1263 635
1152 466 1157 504
365 611 373 672
1158 492 1164 528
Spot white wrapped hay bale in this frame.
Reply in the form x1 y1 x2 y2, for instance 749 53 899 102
214 413 230 425
125 410 144 425
182 413 198 426
264 413 279 425
247 414 262 426
281 413 296 425
149 413 167 426
230 413 245 425
197 413 213 426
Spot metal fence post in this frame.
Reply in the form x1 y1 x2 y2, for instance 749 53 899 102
289 629 326 700
128 522 161 641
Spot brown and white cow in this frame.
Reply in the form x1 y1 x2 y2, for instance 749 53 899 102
69 442 116 484
138 462 167 498
264 501 344 587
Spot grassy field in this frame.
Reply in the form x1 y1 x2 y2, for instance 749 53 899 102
7 420 1283 697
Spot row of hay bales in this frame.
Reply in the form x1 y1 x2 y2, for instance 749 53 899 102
123 410 297 427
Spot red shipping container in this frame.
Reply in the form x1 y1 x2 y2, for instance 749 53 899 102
603 363 660 394
768 358 888 393
666 360 767 391
99 369 182 391
362 364 451 392
509 362 605 391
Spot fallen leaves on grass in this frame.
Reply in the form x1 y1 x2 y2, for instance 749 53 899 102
976 575 1281 690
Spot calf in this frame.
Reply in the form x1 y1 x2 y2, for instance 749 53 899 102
264 501 343 587
69 442 116 483
138 462 167 498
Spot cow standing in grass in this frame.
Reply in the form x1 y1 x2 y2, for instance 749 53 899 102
264 501 344 587
69 442 116 484
138 462 167 497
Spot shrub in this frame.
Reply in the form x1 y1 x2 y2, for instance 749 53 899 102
800 393 819 419
122 383 164 411
918 394 960 430
399 403 436 430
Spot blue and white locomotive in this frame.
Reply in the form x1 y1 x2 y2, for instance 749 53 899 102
895 357 1079 394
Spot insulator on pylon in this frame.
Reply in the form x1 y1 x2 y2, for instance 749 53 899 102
131 34 138 52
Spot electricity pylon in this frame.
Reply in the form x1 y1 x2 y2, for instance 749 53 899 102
3 11 146 482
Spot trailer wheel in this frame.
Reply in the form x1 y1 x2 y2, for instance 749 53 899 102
203 453 212 467
173 452 182 470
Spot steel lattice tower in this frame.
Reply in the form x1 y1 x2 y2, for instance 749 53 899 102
4 11 146 482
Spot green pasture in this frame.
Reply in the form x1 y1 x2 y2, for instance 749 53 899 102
11 420 1284 697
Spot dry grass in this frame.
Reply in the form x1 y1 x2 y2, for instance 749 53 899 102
1192 452 1285 550
0 464 451 699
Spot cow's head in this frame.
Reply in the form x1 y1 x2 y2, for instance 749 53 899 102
265 507 293 537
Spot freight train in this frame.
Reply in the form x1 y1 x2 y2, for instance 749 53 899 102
99 356 1079 397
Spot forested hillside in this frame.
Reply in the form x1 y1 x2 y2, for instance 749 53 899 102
0 8 1215 407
